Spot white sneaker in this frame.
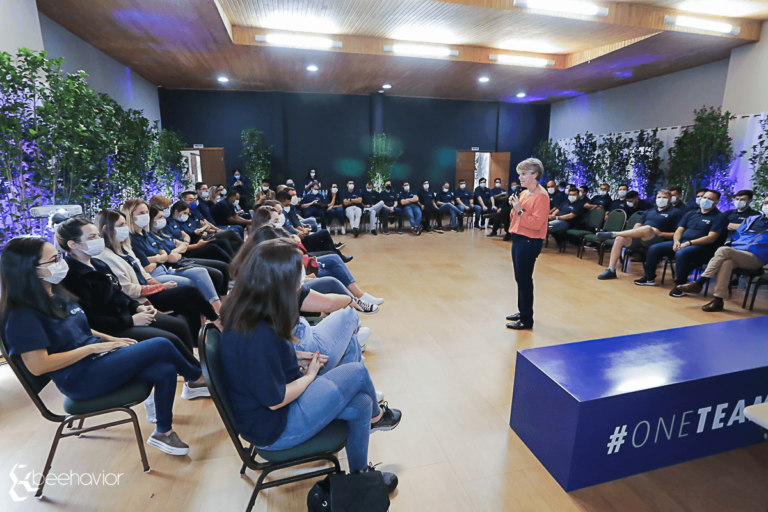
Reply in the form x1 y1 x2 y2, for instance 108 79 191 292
144 393 157 424
181 381 211 400
360 342 367 352
357 327 371 344
376 390 385 403
341 226 346 235
361 292 384 305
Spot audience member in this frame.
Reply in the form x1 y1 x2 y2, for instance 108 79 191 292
547 188 583 234
473 178 491 228
361 181 387 236
341 180 364 237
725 189 758 240
418 181 442 234
301 183 328 229
378 180 401 235
436 182 462 232
210 190 251 229
398 182 422 235
454 179 476 228
325 184 346 234
228 169 252 209
584 183 612 211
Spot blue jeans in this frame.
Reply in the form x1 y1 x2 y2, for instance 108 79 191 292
301 209 324 229
294 307 363 374
57 338 202 433
326 208 346 228
218 225 244 238
511 234 543 327
317 254 355 287
305 276 354 298
258 363 380 472
439 203 461 227
402 204 422 228
644 241 714 286
151 265 219 303
547 220 569 233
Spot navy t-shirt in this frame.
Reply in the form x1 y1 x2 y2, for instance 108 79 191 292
725 207 758 233
340 190 361 209
301 191 325 207
637 207 684 232
129 231 163 267
196 200 216 225
678 209 727 242
474 186 491 206
162 218 186 241
418 190 435 206
220 321 302 447
210 201 237 225
556 200 584 225
549 192 565 210
489 186 506 198
398 190 417 206
4 300 102 382
379 189 397 207
588 194 612 210
436 190 454 204
454 188 472 206
361 189 379 206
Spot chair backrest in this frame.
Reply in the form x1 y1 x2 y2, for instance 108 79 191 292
625 211 643 230
586 207 606 230
603 209 627 232
197 323 254 465
0 334 65 423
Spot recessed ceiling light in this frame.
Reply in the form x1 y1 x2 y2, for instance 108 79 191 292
490 54 555 67
217 76 229 83
478 76 490 83
379 90 385 93
517 92 526 98
677 0 757 18
663 15 740 35
307 65 318 72
513 0 609 17
382 84 392 89
256 34 342 49
384 44 458 57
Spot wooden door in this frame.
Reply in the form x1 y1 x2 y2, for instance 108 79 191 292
455 151 476 188
489 152 511 187
191 148 226 186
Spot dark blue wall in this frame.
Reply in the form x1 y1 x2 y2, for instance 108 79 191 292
159 89 550 188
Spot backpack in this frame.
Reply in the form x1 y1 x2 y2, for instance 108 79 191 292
307 470 389 512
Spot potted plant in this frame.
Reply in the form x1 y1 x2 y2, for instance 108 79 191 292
367 133 401 191
240 128 272 198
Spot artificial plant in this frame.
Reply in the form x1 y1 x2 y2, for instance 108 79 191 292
241 128 272 197
533 138 569 184
367 133 401 191
629 129 664 199
569 132 602 189
596 133 633 191
749 117 768 208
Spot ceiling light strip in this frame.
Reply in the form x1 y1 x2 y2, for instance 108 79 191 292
513 0 609 18
383 44 459 57
255 34 343 49
663 15 740 35
489 54 556 67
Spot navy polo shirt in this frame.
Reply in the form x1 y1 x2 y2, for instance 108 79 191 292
489 186 506 197
129 231 162 267
398 190 417 206
474 186 491 206
162 218 185 241
454 188 472 206
361 189 379 206
725 207 758 232
588 194 612 210
637 207 684 232
678 209 727 242
340 190 361 209
555 200 584 225
220 321 302 447
301 191 324 206
151 231 176 253
379 189 397 207
418 190 436 206
608 199 628 212
436 190 454 204
4 299 102 382
549 192 566 210
196 200 216 225
210 200 237 225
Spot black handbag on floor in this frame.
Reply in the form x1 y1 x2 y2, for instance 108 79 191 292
307 470 389 512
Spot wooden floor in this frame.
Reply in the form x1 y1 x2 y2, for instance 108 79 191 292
2 229 768 512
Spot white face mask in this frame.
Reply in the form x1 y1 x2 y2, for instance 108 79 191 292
262 186 269 192
331 187 338 194
311 190 319 195
80 238 105 257
599 190 608 196
134 213 150 228
656 197 669 208
179 214 189 223
163 207 171 218
568 195 578 203
734 200 747 210
460 184 466 190
547 187 555 194
234 175 241 180
671 196 678 204
234 200 240 208
284 206 291 213
115 226 130 242
310 172 316 177
423 184 429 191
291 195 300 205
618 190 627 198
696 196 703 205
200 191 209 199
38 259 69 284
443 188 449 193
287 182 295 188
300 265 307 286
403 186 410 192
762 205 768 216
348 185 355 191
480 183 487 189
220 188 227 196
277 214 286 225
700 198 714 210
626 202 636 209
495 183 501 188
154 219 167 230
366 187 373 192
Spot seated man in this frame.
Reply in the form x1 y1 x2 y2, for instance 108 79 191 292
576 185 589 207
623 191 652 217
669 186 685 210
378 180 401 235
436 182 462 232
473 178 492 229
546 180 566 214
488 179 510 237
194 182 245 240
687 188 709 212
584 183 612 211
341 180 363 238
275 193 351 261
547 188 583 235
607 184 630 218
361 181 387 236
596 189 684 280
678 196 768 311
300 183 328 229
418 181 442 234
398 182 422 235
454 179 477 227
725 189 758 241
210 190 251 230
287 188 318 231
253 178 275 206
635 190 727 297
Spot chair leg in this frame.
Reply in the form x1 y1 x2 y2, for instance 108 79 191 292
704 280 709 298
743 278 756 309
661 260 667 285
241 444 256 475
35 421 67 497
246 467 273 512
125 407 150 473
750 283 761 311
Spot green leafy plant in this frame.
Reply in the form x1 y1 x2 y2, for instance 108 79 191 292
667 106 745 204
749 117 768 209
241 128 272 198
533 138 569 184
153 127 190 199
629 129 664 198
569 132 602 188
367 133 402 191
596 134 633 190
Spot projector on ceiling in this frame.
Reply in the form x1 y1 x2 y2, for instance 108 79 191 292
29 205 83 219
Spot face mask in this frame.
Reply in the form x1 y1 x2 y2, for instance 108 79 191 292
220 188 227 196
403 186 410 192
300 265 307 286
234 200 240 208
284 206 291 213
200 191 209 199
38 259 69 284
762 205 768 216
115 226 130 242
656 197 669 208
80 238 105 257
671 196 678 204
734 200 747 210
700 198 714 210
348 185 354 191
291 195 300 205
600 190 608 196
568 195 578 203
163 208 171 218
312 190 319 195
626 202 636 209
443 187 449 193
154 219 167 230
547 187 555 194
134 213 150 228
366 187 373 192
310 172 316 177
480 183 486 189
262 186 269 192
460 184 466 190
331 187 338 194
385 185 391 190
286 182 294 188
495 183 501 188
179 214 189 222
695 196 703 205
618 190 627 198
234 175 241 180
423 184 429 191
277 214 286 225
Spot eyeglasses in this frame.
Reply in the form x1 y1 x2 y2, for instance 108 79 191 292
38 253 62 267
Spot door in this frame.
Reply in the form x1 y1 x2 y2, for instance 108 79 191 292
187 148 226 186
455 151 476 188
489 152 511 187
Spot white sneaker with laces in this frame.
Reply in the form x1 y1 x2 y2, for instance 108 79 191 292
357 327 371 344
341 226 346 235
376 390 385 403
361 292 384 305
181 381 211 400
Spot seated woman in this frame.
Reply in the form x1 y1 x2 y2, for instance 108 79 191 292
0 237 207 455
150 205 231 294
122 199 223 314
164 200 234 262
95 210 219 338
219 239 401 488
326 184 346 234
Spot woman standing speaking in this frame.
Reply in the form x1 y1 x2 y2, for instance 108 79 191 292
506 158 549 330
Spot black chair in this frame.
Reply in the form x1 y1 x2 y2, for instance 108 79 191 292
0 334 151 499
745 272 768 310
197 324 347 512
704 267 766 308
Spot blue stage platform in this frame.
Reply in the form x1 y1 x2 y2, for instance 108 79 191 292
510 316 768 491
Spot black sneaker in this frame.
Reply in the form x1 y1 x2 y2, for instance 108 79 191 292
371 402 402 433
435 226 444 234
597 269 617 280
398 229 403 235
634 276 656 286
353 228 359 238
383 229 390 235
335 242 346 250
364 464 398 493
371 229 377 236
596 232 615 241
354 298 379 315
669 287 685 298
451 226 458 232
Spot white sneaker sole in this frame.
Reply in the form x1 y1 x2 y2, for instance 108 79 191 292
147 437 189 456
371 421 400 434
181 384 211 400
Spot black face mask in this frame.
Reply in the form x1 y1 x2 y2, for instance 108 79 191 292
385 185 391 190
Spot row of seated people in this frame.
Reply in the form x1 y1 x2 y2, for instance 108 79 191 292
1 199 402 490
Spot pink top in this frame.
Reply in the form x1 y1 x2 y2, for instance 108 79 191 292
509 188 549 239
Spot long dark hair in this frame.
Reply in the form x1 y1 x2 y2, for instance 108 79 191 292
229 224 288 280
95 210 127 255
306 167 318 179
0 237 72 325
55 217 92 253
221 238 302 340
250 206 278 232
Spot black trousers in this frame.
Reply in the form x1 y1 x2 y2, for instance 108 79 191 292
186 242 232 263
212 229 243 253
511 234 543 327
145 286 217 339
114 313 198 367
381 208 402 231
490 205 512 233
421 204 442 229
302 230 341 255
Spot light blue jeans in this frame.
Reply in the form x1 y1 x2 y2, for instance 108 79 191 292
439 203 461 227
301 217 318 231
257 362 380 472
548 220 570 233
305 276 354 298
317 254 355 287
402 204 422 228
294 306 363 373
151 266 219 304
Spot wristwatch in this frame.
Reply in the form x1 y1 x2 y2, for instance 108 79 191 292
518 208 525 214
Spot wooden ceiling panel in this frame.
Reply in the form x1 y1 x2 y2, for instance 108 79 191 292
617 0 768 20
